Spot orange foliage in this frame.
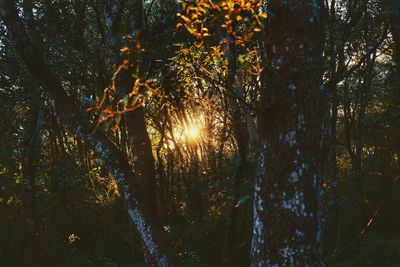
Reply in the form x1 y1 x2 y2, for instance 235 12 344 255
177 0 267 46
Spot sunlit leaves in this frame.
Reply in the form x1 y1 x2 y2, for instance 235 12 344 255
238 48 262 75
177 0 267 47
172 0 265 101
90 76 159 131
88 36 158 131
90 0 267 131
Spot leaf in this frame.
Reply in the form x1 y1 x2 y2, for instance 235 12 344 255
194 40 204 48
235 195 250 207
120 47 129 52
118 95 128 106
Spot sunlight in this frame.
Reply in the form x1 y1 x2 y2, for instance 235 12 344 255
184 124 201 141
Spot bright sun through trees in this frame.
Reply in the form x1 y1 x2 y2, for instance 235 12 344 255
1 0 399 266
184 124 201 141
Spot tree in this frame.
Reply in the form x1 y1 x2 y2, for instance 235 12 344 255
20 83 47 267
382 0 400 68
251 1 325 265
1 0 399 266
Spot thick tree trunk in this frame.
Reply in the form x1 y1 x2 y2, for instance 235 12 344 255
96 2 167 264
251 1 325 266
101 0 160 231
0 2 178 266
126 108 158 219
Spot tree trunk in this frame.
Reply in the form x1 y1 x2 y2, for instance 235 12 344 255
20 85 47 267
221 36 249 267
126 108 159 220
353 52 376 222
383 0 400 69
251 1 325 265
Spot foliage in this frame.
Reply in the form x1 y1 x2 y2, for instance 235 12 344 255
0 0 399 266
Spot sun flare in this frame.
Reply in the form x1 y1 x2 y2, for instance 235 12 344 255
184 125 201 141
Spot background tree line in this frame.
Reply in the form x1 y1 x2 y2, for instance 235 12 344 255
0 0 399 266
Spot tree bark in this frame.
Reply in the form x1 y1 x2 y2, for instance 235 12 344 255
221 35 249 267
72 0 87 52
383 0 400 69
251 1 325 265
102 0 160 229
126 108 159 220
20 85 47 267
353 52 376 222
